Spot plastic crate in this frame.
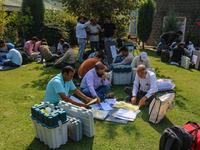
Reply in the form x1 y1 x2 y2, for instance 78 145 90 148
30 102 69 149
113 72 132 85
58 101 94 137
112 65 132 73
67 115 82 141
105 71 112 86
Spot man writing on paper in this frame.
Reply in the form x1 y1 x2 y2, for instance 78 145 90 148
44 66 93 107
124 65 158 106
80 62 113 104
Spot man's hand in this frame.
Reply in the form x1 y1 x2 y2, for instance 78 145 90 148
138 96 148 106
97 27 101 31
131 96 137 104
94 95 101 105
80 103 88 108
85 97 93 103
102 73 107 80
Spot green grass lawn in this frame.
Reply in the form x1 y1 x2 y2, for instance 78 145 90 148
0 48 200 150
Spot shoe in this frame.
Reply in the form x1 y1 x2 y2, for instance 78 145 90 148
105 92 114 98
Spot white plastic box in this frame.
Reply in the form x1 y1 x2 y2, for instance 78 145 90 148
67 115 82 141
113 72 132 85
58 101 94 137
31 117 68 149
181 56 190 69
105 71 112 86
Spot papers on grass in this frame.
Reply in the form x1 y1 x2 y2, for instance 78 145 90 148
105 99 117 106
90 102 112 111
92 109 109 120
113 101 139 111
114 108 140 121
70 95 83 103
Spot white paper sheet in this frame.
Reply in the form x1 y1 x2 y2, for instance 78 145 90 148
110 45 117 58
70 95 83 103
100 102 113 111
90 104 102 110
105 99 117 106
114 108 140 121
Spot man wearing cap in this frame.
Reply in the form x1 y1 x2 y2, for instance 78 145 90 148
124 65 158 106
112 46 134 65
0 43 22 67
131 52 151 69
53 43 76 68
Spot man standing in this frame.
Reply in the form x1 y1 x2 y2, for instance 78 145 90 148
101 16 117 43
0 43 22 67
87 18 101 51
124 65 158 106
80 62 113 104
44 66 93 107
112 46 134 65
131 52 151 69
160 30 183 50
76 17 92 63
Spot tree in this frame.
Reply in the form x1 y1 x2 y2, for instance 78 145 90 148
21 0 45 38
162 10 179 33
137 0 156 49
59 0 143 38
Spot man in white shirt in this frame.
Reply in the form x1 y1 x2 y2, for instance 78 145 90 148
124 65 158 106
57 39 70 55
0 43 22 67
87 18 101 51
76 17 93 63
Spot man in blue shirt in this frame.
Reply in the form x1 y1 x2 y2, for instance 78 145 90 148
0 43 22 67
44 66 93 107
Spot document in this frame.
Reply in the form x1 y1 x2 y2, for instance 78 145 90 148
92 109 109 120
90 102 113 111
113 101 139 111
70 95 83 103
87 98 97 105
110 45 117 58
105 99 117 106
114 108 140 121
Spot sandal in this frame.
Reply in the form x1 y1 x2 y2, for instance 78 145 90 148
105 92 115 98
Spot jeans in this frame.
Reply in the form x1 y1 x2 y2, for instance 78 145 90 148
90 41 100 51
124 87 155 104
160 38 167 50
77 38 86 63
114 57 123 63
81 85 110 100
55 62 75 69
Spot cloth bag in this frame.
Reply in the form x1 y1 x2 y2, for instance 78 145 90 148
148 92 175 124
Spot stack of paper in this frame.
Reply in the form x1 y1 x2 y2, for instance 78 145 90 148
114 108 140 121
92 109 109 120
113 101 139 111
105 99 117 106
90 102 113 111
70 95 83 103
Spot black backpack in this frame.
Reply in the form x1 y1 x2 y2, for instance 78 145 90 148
161 50 170 62
20 51 29 65
159 125 193 150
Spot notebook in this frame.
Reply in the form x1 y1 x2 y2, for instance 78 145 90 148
87 98 97 105
92 109 109 120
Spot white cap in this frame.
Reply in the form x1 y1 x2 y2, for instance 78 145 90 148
140 52 147 61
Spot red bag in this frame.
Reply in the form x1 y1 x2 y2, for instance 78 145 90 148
183 121 200 150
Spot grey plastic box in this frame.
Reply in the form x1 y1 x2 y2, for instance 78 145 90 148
58 101 94 137
67 115 82 141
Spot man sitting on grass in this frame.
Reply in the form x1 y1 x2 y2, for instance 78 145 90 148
124 65 158 106
0 43 22 67
44 66 93 107
112 46 134 65
131 52 151 69
80 62 114 104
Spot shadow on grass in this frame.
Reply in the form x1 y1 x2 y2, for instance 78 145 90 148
140 107 174 135
26 136 94 150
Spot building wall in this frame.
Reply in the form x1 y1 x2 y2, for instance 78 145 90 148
147 0 200 46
